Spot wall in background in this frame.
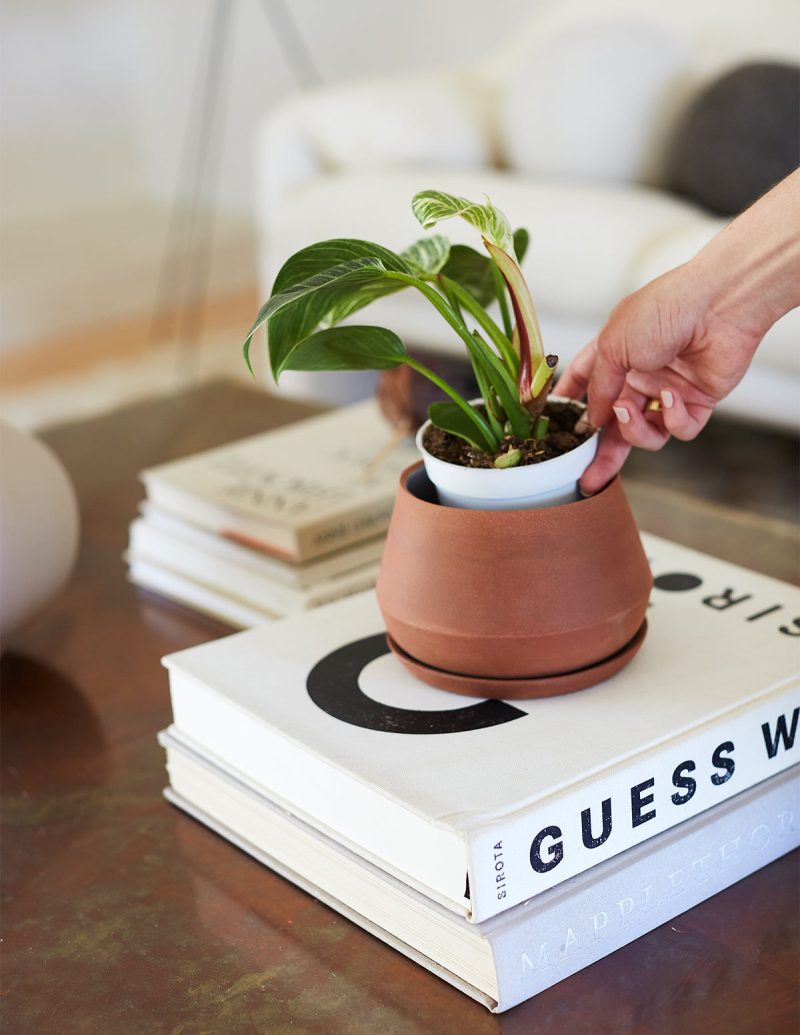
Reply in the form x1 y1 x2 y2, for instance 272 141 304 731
0 0 536 351
2 0 537 227
5 0 792 353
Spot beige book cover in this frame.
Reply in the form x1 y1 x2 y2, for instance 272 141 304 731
140 400 418 561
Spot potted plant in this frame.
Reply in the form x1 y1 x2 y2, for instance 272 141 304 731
244 190 651 697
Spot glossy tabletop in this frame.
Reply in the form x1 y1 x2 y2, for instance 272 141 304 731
2 381 798 1034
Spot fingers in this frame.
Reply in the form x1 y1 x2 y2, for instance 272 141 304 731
585 345 628 431
579 419 632 495
580 388 700 496
659 389 713 441
556 339 597 402
610 394 671 451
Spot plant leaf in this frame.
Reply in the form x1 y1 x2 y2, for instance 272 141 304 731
440 244 496 306
439 228 530 307
274 239 410 329
399 234 450 275
428 400 495 452
411 190 514 255
271 239 409 293
513 228 530 265
279 325 410 375
484 241 545 398
244 239 413 377
263 258 386 322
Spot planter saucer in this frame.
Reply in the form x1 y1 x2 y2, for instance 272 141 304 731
386 621 647 700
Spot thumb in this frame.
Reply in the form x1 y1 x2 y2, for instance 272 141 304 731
585 342 628 430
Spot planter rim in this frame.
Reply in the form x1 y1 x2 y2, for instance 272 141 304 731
399 461 618 514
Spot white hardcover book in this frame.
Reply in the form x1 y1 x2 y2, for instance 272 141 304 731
159 732 800 1014
139 503 386 588
129 557 275 628
140 400 417 562
162 533 800 923
127 517 380 617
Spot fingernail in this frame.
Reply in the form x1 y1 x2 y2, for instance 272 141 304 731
613 405 630 425
574 417 589 434
578 485 595 498
661 389 674 409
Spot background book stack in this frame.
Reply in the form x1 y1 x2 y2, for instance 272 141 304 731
125 400 418 627
158 535 800 1013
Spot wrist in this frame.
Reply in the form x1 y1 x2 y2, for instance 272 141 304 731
687 172 800 343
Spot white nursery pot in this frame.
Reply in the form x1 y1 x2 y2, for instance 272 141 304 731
415 397 599 510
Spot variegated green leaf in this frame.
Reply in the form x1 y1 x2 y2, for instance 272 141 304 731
485 240 545 399
256 239 413 376
271 239 409 293
317 238 450 331
399 234 450 275
439 229 531 308
279 325 410 375
411 190 514 255
243 257 391 377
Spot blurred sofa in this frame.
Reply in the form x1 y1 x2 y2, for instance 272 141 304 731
253 0 800 427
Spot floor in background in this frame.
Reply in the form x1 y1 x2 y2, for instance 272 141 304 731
0 290 261 432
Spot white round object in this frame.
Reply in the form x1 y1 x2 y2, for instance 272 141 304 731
416 398 598 510
0 422 80 646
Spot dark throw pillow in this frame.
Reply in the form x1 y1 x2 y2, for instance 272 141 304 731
668 62 800 216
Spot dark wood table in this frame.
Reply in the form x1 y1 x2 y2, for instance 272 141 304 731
2 381 798 1034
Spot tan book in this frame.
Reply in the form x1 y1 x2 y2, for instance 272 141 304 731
138 503 386 588
140 400 418 562
126 517 381 621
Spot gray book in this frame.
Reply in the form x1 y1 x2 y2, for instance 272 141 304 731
159 730 799 1014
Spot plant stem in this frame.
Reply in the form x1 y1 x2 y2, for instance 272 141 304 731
530 353 558 398
386 271 529 438
403 356 499 451
468 338 505 441
533 414 550 439
382 271 527 432
439 275 519 374
438 276 465 324
435 283 505 442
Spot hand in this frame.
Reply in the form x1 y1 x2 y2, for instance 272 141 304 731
558 262 763 494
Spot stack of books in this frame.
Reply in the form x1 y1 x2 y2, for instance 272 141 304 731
126 401 418 627
158 534 800 1012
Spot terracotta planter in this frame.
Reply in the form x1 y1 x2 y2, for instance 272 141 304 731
376 463 652 699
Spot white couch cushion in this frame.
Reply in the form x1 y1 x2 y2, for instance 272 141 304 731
263 74 492 177
498 18 689 186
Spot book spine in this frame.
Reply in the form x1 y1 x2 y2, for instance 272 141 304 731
468 687 800 922
304 568 379 609
296 501 394 562
491 768 799 1013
